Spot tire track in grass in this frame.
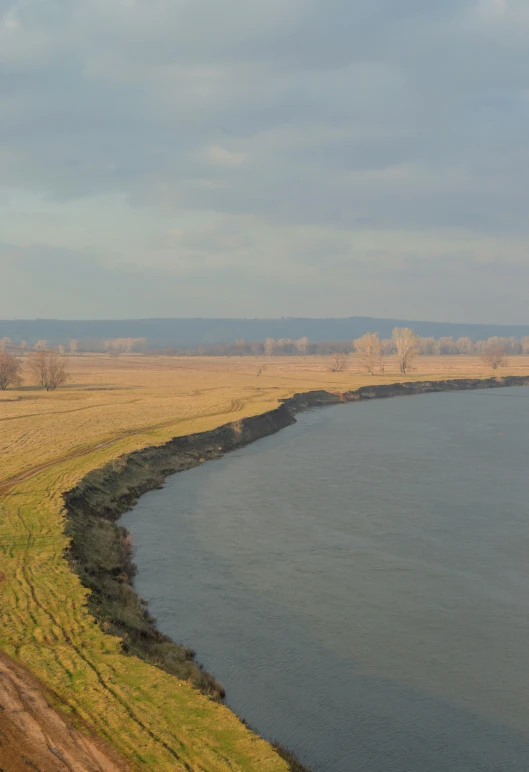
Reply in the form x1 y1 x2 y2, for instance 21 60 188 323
0 400 249 495
10 503 193 770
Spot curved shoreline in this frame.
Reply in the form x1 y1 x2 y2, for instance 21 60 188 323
63 375 529 769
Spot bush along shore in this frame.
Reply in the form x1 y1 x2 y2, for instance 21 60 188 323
64 376 529 770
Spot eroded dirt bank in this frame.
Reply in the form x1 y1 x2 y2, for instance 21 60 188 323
344 375 529 400
0 651 128 771
66 376 529 539
62 375 529 770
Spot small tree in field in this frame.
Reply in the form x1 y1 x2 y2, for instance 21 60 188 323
329 352 348 372
393 327 420 375
0 353 23 390
354 332 382 375
28 350 69 391
480 344 507 370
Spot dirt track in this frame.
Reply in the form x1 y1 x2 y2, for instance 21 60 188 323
0 652 128 771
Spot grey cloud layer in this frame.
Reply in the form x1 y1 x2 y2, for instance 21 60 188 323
1 0 528 320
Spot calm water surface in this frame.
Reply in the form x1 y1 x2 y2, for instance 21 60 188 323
123 388 529 771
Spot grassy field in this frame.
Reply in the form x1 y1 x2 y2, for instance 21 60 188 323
1 353 528 769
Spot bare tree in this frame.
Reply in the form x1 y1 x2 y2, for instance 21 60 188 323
435 336 457 355
456 337 474 355
105 337 148 356
354 332 382 375
104 340 116 357
522 336 529 355
34 340 48 351
69 339 79 355
294 336 309 356
508 337 522 355
487 336 520 355
418 336 436 355
105 339 122 357
0 336 11 352
0 353 23 390
264 337 275 356
28 350 69 391
275 338 291 355
480 344 507 370
329 352 348 372
393 327 420 375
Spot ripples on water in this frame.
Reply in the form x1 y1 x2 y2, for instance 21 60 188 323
123 387 529 771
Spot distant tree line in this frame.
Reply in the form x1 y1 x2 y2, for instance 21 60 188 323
2 333 528 359
414 335 529 356
0 336 147 357
142 328 514 377
104 337 147 356
0 327 518 391
139 334 529 359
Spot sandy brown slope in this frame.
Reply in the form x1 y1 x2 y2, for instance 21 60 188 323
0 651 128 772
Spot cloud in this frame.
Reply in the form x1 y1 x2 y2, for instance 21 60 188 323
206 145 247 167
2 235 528 322
474 0 508 19
0 0 528 321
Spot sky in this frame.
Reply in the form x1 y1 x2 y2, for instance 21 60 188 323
1 0 528 322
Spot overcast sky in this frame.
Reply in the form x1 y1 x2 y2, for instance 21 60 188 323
1 0 528 321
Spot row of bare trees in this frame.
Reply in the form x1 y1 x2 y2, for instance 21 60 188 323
263 337 310 356
0 337 79 355
139 334 529 359
0 350 69 391
416 335 529 356
0 336 148 358
104 337 147 356
347 328 420 375
349 328 508 375
2 332 529 358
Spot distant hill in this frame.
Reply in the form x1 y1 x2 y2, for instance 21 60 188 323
1 317 529 348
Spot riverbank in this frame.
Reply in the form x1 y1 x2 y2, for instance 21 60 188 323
63 374 529 768
2 357 528 769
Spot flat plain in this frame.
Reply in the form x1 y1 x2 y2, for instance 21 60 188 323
1 353 528 770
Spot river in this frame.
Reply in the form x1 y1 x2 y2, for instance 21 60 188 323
122 386 529 771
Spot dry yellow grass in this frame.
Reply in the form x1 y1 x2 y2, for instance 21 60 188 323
1 353 528 769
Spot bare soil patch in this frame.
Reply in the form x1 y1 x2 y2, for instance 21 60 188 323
0 652 128 771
